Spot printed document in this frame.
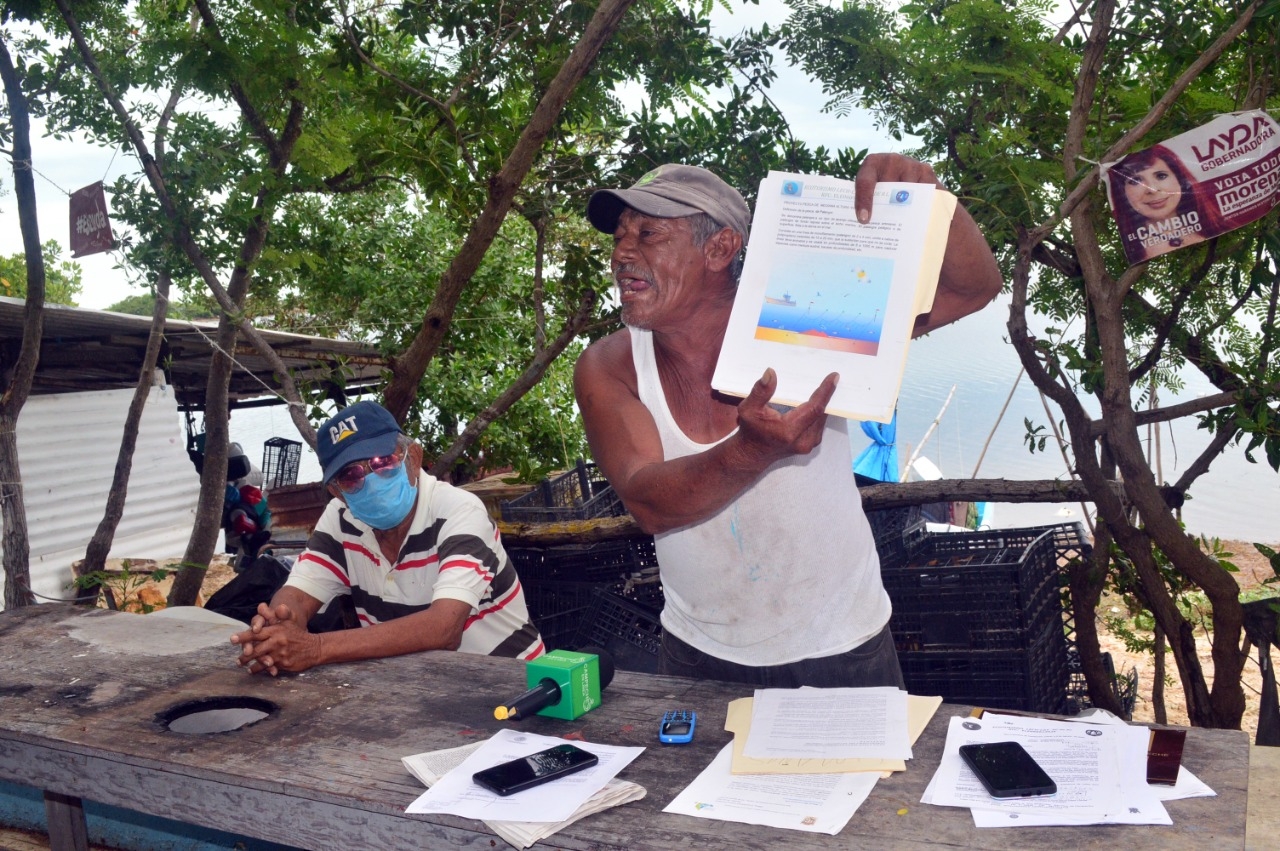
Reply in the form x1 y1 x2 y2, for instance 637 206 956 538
712 171 957 422
663 743 878 834
743 686 912 760
726 693 941 775
405 728 643 823
923 713 1169 825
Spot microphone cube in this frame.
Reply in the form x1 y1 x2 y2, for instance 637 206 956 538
527 649 603 720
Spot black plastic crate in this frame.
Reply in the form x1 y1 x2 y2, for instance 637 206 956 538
938 523 1089 563
521 566 664 655
866 504 926 563
891 572 1064 651
511 537 659 584
500 460 624 523
883 528 1061 618
521 580 602 623
573 586 663 674
261 437 302 490
897 616 1069 713
535 608 588 652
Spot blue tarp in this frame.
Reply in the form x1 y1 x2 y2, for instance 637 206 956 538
853 411 899 483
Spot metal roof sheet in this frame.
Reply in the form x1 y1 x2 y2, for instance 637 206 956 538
0 297 388 408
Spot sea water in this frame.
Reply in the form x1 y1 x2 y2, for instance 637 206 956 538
857 295 1280 544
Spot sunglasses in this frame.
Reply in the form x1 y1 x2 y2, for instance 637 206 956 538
331 449 405 494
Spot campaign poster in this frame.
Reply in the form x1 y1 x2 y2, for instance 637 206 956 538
69 181 114 258
1102 109 1280 265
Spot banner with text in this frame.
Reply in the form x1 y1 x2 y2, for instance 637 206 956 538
1102 109 1279 265
69 181 114 258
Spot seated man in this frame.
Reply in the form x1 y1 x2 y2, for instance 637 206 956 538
231 401 544 674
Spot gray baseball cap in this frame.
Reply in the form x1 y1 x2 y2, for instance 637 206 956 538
587 164 751 239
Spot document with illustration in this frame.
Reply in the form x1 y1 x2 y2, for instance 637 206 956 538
711 171 957 423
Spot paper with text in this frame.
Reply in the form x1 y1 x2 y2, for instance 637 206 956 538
922 714 1169 826
726 693 940 776
402 741 647 849
742 687 912 760
663 743 878 834
712 172 956 422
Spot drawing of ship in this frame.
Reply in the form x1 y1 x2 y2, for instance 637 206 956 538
763 292 796 307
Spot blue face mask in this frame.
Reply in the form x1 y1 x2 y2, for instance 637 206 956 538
343 463 417 529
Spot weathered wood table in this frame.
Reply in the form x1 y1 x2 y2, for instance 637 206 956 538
0 604 1248 850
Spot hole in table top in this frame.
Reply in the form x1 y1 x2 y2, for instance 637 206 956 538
157 695 278 734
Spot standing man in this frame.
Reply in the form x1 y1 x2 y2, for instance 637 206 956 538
574 156 1001 687
231 401 544 674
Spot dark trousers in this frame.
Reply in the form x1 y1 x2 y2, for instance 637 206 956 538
659 622 906 689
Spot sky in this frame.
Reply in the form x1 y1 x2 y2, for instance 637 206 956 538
0 0 902 310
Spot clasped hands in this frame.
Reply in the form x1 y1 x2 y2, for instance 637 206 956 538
230 602 321 676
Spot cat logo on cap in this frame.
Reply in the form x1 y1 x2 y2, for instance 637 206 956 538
328 415 359 445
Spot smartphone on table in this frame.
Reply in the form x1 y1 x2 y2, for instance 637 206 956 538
472 744 599 797
958 741 1057 798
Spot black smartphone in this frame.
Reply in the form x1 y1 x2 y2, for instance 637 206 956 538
472 744 599 797
958 741 1057 798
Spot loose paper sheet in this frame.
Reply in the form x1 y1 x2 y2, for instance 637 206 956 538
663 743 878 834
712 172 957 422
402 740 646 850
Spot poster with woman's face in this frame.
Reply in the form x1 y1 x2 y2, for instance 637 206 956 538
1102 109 1280 265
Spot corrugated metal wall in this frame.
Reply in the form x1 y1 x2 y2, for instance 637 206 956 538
0 380 200 607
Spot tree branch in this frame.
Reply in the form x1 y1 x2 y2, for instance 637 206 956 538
429 290 597 477
383 0 642 420
191 0 284 165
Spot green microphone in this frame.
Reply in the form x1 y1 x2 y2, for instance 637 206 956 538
494 649 615 721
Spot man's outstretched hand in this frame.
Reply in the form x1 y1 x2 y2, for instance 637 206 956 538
734 368 838 465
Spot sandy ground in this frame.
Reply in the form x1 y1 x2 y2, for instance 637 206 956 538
87 555 237 613
1098 538 1278 736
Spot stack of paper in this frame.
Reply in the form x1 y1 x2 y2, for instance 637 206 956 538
402 729 646 850
663 687 941 835
921 712 1215 827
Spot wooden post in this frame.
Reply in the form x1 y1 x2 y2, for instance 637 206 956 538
43 790 89 851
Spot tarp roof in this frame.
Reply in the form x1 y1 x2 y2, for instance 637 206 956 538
0 297 388 409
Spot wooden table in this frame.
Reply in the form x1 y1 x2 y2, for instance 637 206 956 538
0 605 1248 850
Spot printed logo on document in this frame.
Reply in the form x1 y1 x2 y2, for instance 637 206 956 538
890 189 912 205
781 180 804 197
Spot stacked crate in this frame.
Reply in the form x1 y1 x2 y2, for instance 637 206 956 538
500 460 622 525
501 462 658 652
882 525 1078 713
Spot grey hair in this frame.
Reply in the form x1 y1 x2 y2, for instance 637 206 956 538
686 213 745 283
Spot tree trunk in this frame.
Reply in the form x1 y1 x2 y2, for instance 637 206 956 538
0 36 46 609
429 291 596 477
168 306 241 606
1070 524 1123 715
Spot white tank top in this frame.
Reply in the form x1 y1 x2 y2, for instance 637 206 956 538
629 327 891 665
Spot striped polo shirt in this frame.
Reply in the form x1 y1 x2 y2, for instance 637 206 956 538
285 473 544 659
